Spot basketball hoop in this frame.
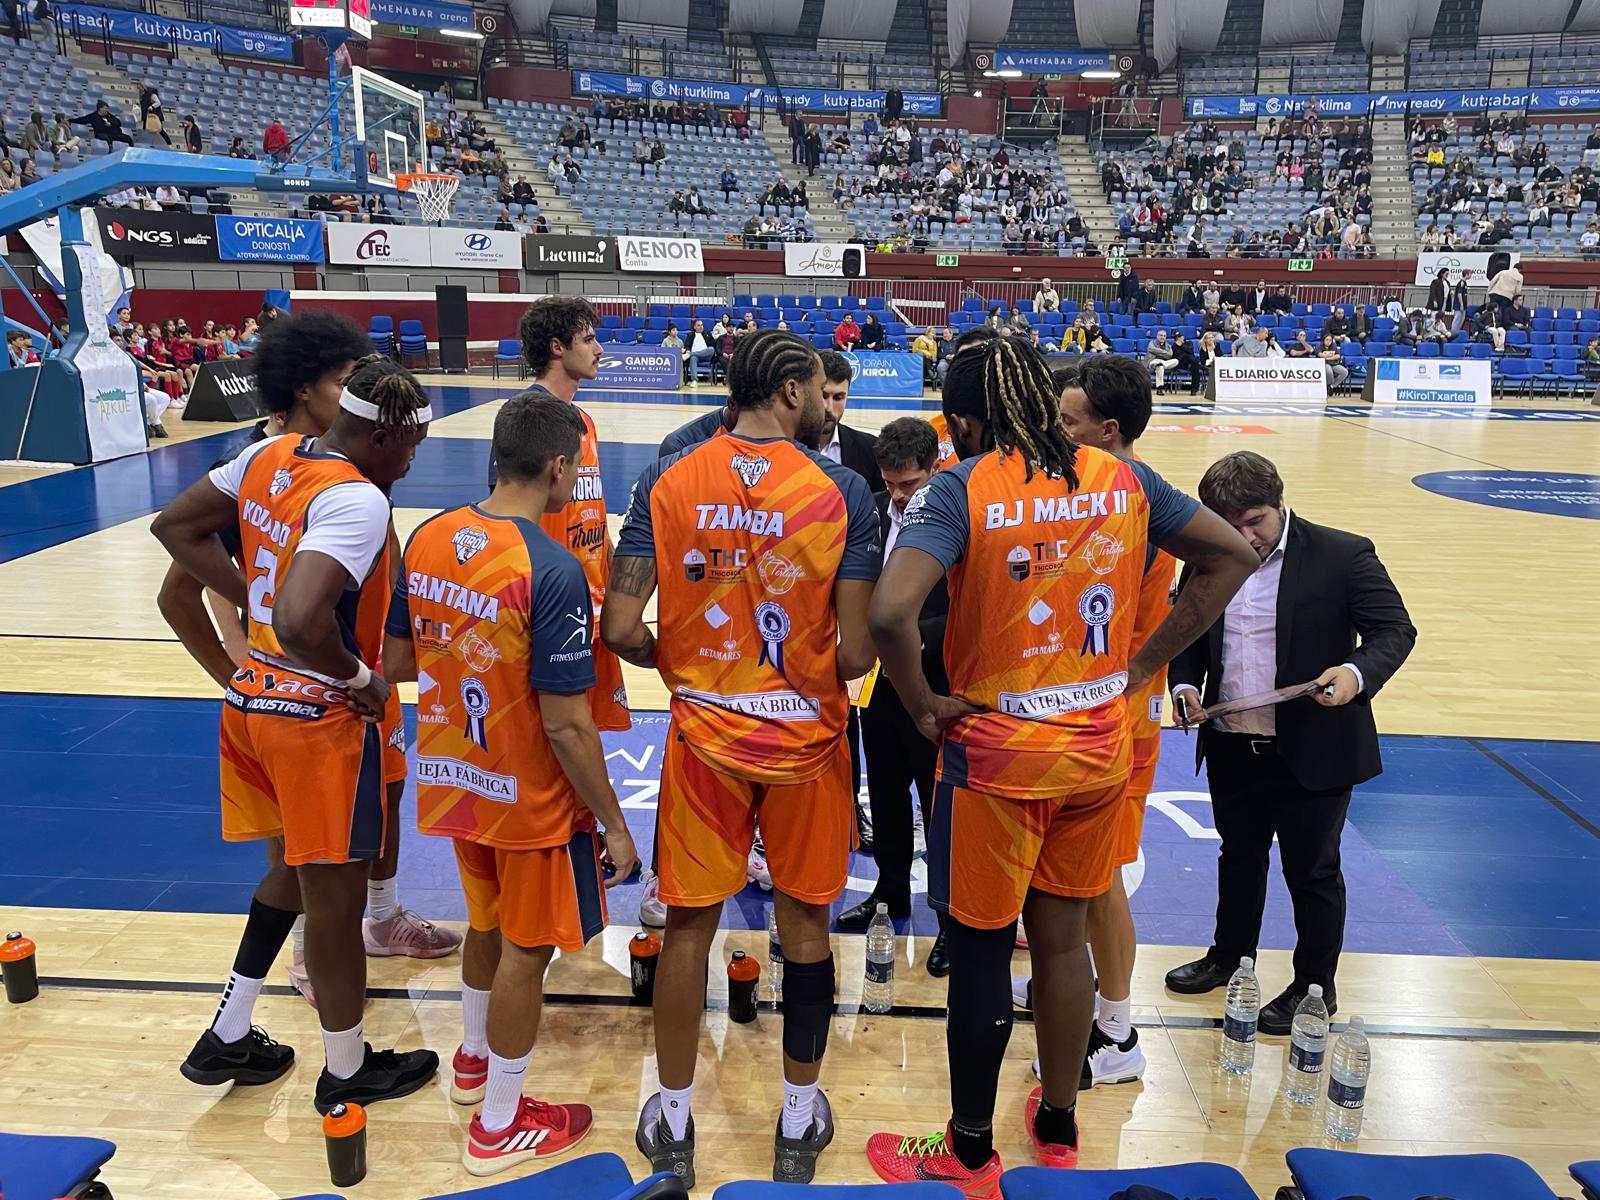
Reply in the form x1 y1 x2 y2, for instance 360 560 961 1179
396 171 460 224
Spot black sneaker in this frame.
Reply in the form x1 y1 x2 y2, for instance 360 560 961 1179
636 1092 696 1188
773 1090 834 1183
180 1026 295 1087
314 1043 439 1114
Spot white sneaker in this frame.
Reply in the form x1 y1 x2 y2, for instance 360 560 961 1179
747 847 773 891
1083 1026 1146 1087
1011 975 1032 1010
639 870 667 928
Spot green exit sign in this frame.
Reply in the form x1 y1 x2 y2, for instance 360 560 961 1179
935 253 959 267
1105 257 1129 271
1288 258 1314 272
397 23 419 32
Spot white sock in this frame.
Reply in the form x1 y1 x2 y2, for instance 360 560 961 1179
461 983 491 1058
366 877 399 923
210 971 265 1043
480 1051 530 1134
781 1079 819 1139
1097 994 1132 1044
659 1082 693 1141
322 1021 366 1080
290 915 306 965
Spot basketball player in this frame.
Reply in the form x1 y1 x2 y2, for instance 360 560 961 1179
658 396 734 457
1009 356 1180 1088
156 315 454 1048
864 339 1255 1192
603 330 880 1187
153 360 439 1112
488 297 630 737
383 393 638 1176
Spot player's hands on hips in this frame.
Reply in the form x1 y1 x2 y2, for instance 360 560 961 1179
1312 665 1360 707
914 693 982 743
347 673 391 723
1171 684 1202 728
601 825 639 889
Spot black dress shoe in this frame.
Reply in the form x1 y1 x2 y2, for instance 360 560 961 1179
1164 956 1234 995
835 896 908 931
1258 985 1337 1037
925 931 951 978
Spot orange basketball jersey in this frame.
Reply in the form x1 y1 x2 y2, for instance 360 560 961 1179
616 433 881 784
537 403 630 731
1128 544 1178 793
390 505 598 850
928 412 958 471
897 442 1197 799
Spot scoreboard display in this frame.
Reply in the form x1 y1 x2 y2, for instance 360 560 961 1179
289 0 371 40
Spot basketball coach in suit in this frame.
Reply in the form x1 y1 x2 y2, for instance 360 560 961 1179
1163 451 1416 1035
834 417 951 976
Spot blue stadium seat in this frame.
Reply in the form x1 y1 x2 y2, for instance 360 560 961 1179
1286 1149 1560 1200
0 1132 117 1200
715 1184 961 1199
296 1153 684 1200
398 319 429 369
998 1164 1260 1199
493 338 523 378
368 315 394 356
1572 1160 1600 1200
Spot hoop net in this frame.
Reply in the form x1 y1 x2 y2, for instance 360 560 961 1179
397 172 460 223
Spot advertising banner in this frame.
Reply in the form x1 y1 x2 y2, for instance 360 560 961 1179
1413 251 1521 287
1370 358 1491 407
1211 359 1328 403
841 350 923 398
585 349 681 391
783 242 868 278
526 235 613 273
54 3 292 60
369 0 473 30
70 244 148 461
184 358 268 421
994 48 1114 73
95 211 219 262
573 70 943 116
1188 85 1600 119
215 216 326 263
428 227 521 270
617 235 705 273
327 223 431 267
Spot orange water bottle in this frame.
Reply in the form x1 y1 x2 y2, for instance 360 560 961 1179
630 931 662 1005
727 950 761 1024
1 932 38 1004
323 1102 367 1187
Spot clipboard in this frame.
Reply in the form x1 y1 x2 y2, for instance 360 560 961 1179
848 661 881 708
1186 680 1322 725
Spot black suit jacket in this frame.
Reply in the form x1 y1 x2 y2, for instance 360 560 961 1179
875 491 950 695
836 423 884 493
1168 515 1416 792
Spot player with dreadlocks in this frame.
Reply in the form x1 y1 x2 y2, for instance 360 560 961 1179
865 337 1255 1193
154 359 441 1117
604 330 880 1188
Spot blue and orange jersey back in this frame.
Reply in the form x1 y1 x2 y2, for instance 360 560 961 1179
616 433 880 784
897 442 1198 798
389 505 597 850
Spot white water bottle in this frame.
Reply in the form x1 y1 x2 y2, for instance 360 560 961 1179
863 903 895 1014
1324 1016 1371 1141
766 903 784 1003
1285 985 1329 1104
1219 956 1260 1075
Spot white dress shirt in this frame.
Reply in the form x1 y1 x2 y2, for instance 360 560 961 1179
883 498 904 559
822 424 842 464
1213 510 1292 735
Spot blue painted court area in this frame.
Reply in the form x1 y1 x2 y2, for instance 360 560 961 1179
0 691 1595 961
1413 470 1600 519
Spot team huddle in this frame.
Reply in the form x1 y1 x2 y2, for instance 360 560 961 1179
152 298 1260 1195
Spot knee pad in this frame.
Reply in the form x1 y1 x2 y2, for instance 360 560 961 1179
780 954 836 1065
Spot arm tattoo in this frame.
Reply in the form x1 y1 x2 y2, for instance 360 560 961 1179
608 555 657 599
1132 569 1229 673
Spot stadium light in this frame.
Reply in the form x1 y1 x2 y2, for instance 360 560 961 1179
439 27 484 38
1082 69 1122 80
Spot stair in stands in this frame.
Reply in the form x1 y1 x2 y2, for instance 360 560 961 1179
766 127 857 243
1336 0 1366 56
1054 136 1120 249
1215 0 1266 57
1429 0 1484 48
462 102 592 236
1367 109 1420 258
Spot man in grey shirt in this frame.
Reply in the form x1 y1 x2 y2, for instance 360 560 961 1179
1147 329 1177 391
1234 327 1272 358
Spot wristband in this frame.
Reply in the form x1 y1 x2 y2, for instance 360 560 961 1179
344 661 372 691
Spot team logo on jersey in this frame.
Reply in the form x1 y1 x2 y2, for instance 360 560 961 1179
458 628 500 672
460 676 490 748
937 438 956 464
1082 532 1126 575
418 667 447 724
1078 583 1115 656
1008 546 1032 581
731 452 771 488
902 486 931 522
684 549 707 582
268 468 293 497
755 601 791 671
387 723 406 752
612 687 629 708
757 551 804 595
703 602 731 630
452 524 490 564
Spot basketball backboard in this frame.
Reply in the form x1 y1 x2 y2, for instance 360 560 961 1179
352 65 426 189
289 0 372 40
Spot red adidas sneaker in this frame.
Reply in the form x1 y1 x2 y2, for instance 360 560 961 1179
450 1045 488 1105
1024 1087 1080 1169
463 1096 593 1177
865 1126 1002 1198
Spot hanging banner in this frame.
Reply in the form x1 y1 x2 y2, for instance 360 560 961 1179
215 216 326 263
994 48 1114 73
53 3 293 61
1413 251 1522 287
573 70 944 116
369 0 474 30
841 350 923 398
95 210 220 262
1188 84 1600 119
68 244 148 461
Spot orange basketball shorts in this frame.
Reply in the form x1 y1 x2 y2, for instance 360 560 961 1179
929 775 1125 929
220 665 386 867
656 725 854 908
452 832 607 952
381 687 407 785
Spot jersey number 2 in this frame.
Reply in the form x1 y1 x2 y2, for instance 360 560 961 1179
247 546 280 626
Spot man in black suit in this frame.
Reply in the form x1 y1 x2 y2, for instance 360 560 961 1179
1244 280 1270 315
1164 452 1416 1034
1180 279 1207 314
1115 267 1140 317
835 418 949 977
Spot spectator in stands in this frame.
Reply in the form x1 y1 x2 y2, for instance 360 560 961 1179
682 319 716 382
75 102 135 151
1033 277 1060 313
1169 331 1203 395
262 116 291 163
21 112 51 160
860 313 887 352
662 324 683 353
1201 304 1228 335
1393 310 1426 348
153 184 183 211
137 84 172 147
1288 330 1317 360
668 191 688 225
633 135 651 178
805 126 822 177
788 112 806 165
8 331 37 367
226 135 252 160
1234 326 1271 358
1114 267 1139 317
0 159 17 195
717 163 739 206
1197 331 1221 375
1505 296 1531 332
834 312 862 350
728 108 750 139
1026 327 1059 354
1007 307 1030 335
1583 336 1600 372
1146 329 1176 392
1322 308 1350 344
911 326 938 382
494 208 515 231
1318 336 1350 391
1527 184 1553 229
1581 221 1600 260
1420 310 1451 347
1179 279 1205 314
